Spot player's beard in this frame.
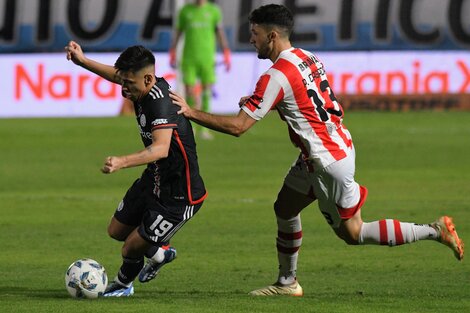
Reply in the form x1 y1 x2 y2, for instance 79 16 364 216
256 39 272 60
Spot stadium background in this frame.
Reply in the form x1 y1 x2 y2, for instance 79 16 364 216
1 0 469 116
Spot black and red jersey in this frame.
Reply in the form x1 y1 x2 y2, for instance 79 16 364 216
133 77 206 206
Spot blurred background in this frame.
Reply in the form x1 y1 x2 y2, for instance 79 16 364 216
1 0 469 117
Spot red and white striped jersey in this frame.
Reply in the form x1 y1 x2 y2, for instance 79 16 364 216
241 47 353 169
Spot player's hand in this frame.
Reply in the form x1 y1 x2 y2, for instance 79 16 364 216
101 156 123 174
64 40 86 66
238 96 250 107
170 90 192 117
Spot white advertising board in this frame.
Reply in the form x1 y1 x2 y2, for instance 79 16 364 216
0 51 469 117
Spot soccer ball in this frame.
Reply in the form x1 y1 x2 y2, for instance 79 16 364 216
65 258 108 299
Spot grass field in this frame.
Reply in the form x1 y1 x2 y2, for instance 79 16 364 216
1 111 469 313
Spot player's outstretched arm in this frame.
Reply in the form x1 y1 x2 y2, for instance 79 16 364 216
170 91 256 137
64 41 122 85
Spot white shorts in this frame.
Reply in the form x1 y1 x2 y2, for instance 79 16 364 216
283 147 368 229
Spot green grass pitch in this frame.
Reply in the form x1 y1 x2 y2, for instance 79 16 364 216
0 111 469 312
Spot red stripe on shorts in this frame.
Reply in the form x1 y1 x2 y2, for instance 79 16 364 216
337 185 368 219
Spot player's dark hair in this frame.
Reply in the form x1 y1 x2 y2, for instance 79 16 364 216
248 4 294 37
114 45 155 73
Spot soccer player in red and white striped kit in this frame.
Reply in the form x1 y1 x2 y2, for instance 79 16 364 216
171 4 464 296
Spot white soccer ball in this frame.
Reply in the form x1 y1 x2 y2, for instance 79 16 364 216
65 258 108 299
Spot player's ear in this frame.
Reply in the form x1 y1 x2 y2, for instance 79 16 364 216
144 73 153 86
268 31 277 42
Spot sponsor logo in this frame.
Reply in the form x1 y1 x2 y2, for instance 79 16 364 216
15 63 118 100
137 124 152 139
151 118 168 126
139 129 153 140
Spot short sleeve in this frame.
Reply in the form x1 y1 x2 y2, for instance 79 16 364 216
147 85 178 131
176 6 186 31
213 4 222 25
242 73 285 121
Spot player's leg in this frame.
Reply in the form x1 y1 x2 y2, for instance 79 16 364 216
107 195 140 242
109 176 149 240
103 175 152 297
107 217 135 241
181 59 199 109
250 157 314 296
338 210 464 260
274 184 313 285
199 57 216 114
249 185 312 297
199 84 214 139
200 84 212 113
316 148 464 260
184 83 202 136
198 60 216 139
185 84 200 109
138 202 204 283
104 229 151 297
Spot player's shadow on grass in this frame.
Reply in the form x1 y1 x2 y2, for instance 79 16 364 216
0 286 245 300
0 286 69 299
138 288 246 298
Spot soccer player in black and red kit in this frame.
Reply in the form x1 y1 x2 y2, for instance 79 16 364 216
65 41 206 296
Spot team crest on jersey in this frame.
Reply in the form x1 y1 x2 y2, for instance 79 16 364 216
140 114 146 127
117 200 124 212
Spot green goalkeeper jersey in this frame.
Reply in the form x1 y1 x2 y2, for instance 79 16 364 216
176 3 222 63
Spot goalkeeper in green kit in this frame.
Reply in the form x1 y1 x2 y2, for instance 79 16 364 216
169 0 231 140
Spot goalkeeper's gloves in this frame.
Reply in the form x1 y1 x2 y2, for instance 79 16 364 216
169 48 177 68
223 48 231 72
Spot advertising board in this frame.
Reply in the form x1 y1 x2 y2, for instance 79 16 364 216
1 51 468 117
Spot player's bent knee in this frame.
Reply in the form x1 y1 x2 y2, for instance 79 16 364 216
274 200 295 220
336 212 363 245
107 224 127 241
107 229 123 241
121 231 150 258
274 184 313 220
340 233 360 245
107 217 135 241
